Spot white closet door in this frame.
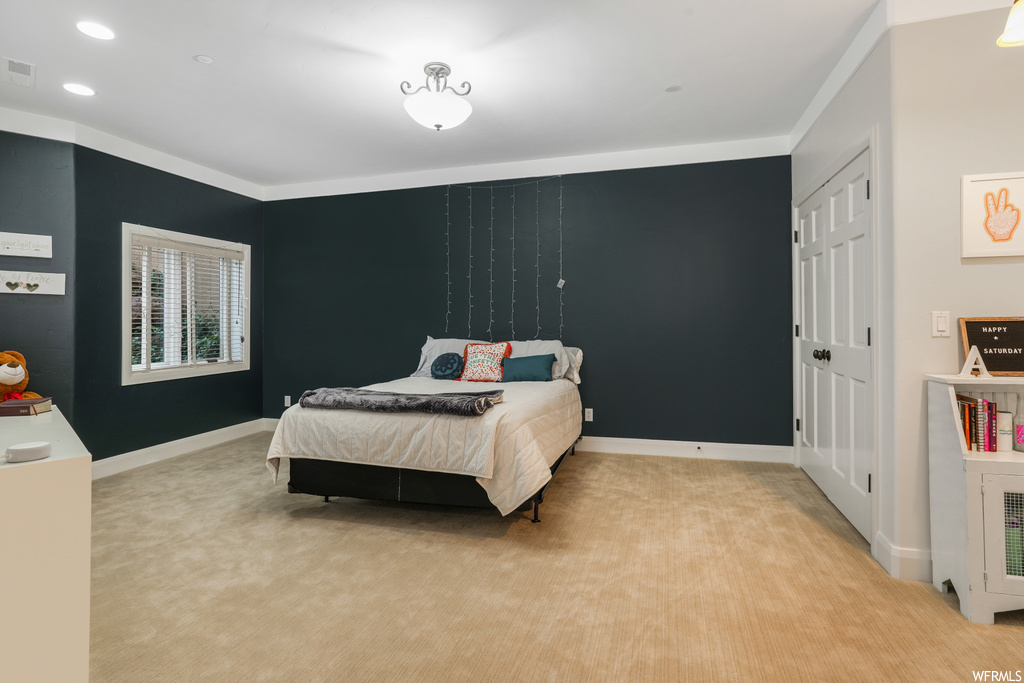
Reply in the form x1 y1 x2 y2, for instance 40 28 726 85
797 149 874 541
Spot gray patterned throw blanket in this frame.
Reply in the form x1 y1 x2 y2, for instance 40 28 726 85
299 387 504 416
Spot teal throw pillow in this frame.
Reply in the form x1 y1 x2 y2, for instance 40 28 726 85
431 352 464 380
502 353 556 382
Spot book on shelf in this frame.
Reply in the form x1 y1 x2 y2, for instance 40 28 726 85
980 399 991 452
0 396 52 416
956 392 1020 452
989 400 998 452
957 394 979 451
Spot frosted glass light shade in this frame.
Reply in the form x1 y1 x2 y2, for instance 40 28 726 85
403 89 472 131
998 0 1024 46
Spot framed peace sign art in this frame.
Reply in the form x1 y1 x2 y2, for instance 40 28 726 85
962 172 1024 257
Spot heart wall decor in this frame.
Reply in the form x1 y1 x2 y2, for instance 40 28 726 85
0 271 67 296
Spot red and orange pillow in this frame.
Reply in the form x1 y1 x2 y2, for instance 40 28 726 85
461 342 512 382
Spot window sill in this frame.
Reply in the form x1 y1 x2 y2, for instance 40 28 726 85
121 360 250 386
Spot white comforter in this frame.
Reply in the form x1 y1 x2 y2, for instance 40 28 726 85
267 377 582 515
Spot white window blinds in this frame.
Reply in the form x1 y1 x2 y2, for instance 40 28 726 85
123 224 249 384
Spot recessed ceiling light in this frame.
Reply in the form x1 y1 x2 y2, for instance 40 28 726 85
194 55 215 65
63 83 96 96
664 85 682 93
76 21 114 40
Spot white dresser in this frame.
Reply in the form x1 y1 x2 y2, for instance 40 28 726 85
0 407 91 682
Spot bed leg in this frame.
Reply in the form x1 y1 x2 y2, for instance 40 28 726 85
532 499 541 524
324 496 330 503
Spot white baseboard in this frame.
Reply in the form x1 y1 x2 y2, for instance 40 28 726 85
92 424 790 478
874 531 932 583
577 436 795 465
91 418 275 480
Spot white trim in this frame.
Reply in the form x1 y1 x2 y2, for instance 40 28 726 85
791 203 802 469
789 2 889 151
91 418 272 479
577 436 794 464
0 106 264 200
263 136 792 201
874 531 932 582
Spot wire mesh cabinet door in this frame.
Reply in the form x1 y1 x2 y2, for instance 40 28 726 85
983 473 1024 597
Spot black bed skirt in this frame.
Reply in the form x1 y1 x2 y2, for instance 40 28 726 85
287 458 497 508
286 437 578 513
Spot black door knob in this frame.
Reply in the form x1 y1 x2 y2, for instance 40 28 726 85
812 350 821 360
823 349 831 361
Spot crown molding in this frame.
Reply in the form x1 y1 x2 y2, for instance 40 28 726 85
262 136 792 201
0 106 264 200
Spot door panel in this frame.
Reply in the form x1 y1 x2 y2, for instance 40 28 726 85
801 364 816 450
832 373 849 478
796 148 874 540
831 240 848 346
852 379 870 496
851 235 868 348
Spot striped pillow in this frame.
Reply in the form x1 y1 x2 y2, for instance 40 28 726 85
461 342 512 382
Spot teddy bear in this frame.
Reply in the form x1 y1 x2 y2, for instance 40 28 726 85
0 350 43 402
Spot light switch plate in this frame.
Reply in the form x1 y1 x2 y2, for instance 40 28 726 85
932 311 951 338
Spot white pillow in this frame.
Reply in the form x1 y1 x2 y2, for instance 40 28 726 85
509 340 572 381
411 336 484 377
563 347 583 384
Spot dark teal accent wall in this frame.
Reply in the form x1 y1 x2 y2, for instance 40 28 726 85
264 156 793 446
2 128 791 455
0 132 76 417
262 188 448 409
73 147 264 460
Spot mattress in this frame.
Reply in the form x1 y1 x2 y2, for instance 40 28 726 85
267 377 582 515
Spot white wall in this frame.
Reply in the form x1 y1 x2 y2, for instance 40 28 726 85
888 8 1024 575
791 33 901 574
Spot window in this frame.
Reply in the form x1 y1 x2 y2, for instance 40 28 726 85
122 223 249 385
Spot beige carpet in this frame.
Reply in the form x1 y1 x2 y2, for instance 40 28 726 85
91 433 1023 682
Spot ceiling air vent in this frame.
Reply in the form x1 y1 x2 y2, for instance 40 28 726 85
4 58 36 88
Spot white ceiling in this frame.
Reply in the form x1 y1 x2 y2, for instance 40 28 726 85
0 0 953 190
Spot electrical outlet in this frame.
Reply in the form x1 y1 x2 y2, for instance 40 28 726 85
584 408 593 422
284 395 291 407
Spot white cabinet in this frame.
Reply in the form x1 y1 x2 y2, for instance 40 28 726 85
927 375 1024 624
0 407 91 682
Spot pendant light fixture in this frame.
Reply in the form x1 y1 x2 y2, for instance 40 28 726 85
998 0 1024 46
400 62 472 131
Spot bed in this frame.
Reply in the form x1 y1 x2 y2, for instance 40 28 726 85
267 339 583 521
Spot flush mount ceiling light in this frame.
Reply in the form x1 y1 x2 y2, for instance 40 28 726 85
998 0 1024 46
63 83 96 96
76 21 114 40
400 62 472 131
